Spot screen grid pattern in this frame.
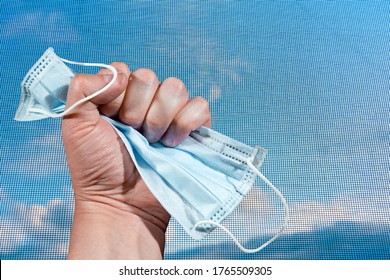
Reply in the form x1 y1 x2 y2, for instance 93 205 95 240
1 1 388 260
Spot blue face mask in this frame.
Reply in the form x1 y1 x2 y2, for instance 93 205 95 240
15 48 289 253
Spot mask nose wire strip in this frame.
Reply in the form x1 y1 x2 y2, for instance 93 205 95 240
194 158 289 253
27 57 118 118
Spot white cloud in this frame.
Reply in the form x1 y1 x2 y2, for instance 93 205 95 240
0 187 6 200
2 11 78 43
0 220 26 254
27 205 48 228
209 85 221 102
0 198 73 258
7 131 67 178
55 242 69 256
286 193 390 235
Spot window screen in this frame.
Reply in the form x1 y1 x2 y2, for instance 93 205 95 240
1 1 388 260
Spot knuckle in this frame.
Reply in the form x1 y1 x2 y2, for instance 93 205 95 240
69 74 88 92
193 96 210 113
132 68 159 85
163 77 184 88
161 77 189 99
110 62 131 74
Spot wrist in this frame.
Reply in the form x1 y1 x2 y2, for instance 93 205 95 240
68 198 168 259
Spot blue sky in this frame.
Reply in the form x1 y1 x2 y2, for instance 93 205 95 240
1 1 389 259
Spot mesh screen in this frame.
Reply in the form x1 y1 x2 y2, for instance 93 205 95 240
1 1 388 260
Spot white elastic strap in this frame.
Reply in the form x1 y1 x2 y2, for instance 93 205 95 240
28 57 118 118
194 158 289 253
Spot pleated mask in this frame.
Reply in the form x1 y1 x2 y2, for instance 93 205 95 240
15 48 289 253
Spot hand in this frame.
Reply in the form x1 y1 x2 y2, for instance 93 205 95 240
62 63 211 259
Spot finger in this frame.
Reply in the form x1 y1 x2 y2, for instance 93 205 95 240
118 68 159 129
142 77 189 143
161 97 211 147
97 62 131 118
64 68 128 122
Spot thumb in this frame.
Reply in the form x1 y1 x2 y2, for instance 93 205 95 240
64 71 128 122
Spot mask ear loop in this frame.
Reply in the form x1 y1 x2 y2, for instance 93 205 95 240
194 157 289 253
28 57 118 118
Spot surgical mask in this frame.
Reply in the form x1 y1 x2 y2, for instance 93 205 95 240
15 47 289 253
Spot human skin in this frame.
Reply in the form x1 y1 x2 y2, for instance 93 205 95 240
62 63 211 259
